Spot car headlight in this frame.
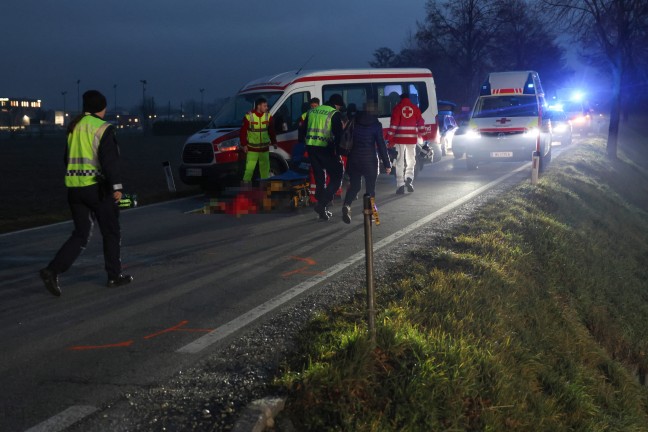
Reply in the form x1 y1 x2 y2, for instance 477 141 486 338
554 124 567 133
572 116 586 124
217 138 240 152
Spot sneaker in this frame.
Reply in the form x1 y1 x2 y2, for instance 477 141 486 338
107 274 133 288
318 211 331 221
342 205 351 224
405 177 414 193
396 185 405 195
39 267 61 297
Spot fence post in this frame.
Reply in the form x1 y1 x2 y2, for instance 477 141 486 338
363 194 376 345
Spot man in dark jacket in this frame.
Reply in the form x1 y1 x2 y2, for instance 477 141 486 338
341 101 392 224
39 90 133 297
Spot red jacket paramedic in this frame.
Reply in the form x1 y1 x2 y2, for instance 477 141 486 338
387 94 425 194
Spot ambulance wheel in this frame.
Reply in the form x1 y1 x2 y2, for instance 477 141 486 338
269 157 288 177
466 157 478 170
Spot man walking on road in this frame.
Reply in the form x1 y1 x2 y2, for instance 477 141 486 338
240 98 277 184
40 90 133 297
387 93 425 194
299 93 345 221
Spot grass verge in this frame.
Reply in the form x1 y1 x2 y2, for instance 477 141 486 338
275 138 648 431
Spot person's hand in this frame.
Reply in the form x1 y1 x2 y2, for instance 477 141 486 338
385 167 392 175
113 191 123 202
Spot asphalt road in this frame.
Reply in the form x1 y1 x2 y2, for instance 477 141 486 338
0 151 557 431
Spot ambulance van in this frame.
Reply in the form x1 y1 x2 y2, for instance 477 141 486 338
178 68 439 188
463 71 552 170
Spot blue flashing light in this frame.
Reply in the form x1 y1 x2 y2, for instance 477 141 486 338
528 83 534 88
571 91 585 102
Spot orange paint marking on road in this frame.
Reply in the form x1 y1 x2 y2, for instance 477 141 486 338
143 321 214 340
67 340 134 351
281 256 324 277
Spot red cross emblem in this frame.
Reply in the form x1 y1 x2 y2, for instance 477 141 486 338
402 106 414 119
495 118 511 124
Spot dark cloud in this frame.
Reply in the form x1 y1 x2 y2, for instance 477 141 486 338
1 0 424 112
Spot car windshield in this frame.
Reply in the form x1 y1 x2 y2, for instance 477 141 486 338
473 95 538 118
207 92 283 128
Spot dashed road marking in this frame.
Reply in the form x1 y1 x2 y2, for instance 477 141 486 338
24 405 97 432
177 163 530 354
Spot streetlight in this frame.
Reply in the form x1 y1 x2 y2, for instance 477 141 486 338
200 88 205 116
76 79 80 113
61 91 67 115
140 80 147 117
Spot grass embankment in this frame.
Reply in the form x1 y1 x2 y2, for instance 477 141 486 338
276 138 648 431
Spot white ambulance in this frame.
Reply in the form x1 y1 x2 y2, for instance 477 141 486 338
463 71 552 170
178 68 440 188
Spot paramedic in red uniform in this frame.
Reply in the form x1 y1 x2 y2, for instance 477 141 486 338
387 93 425 194
240 98 277 184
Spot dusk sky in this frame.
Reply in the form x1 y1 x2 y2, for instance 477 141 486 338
2 1 426 113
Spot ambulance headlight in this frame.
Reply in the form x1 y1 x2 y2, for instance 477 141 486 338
217 138 240 152
524 128 539 137
466 129 481 139
554 124 568 133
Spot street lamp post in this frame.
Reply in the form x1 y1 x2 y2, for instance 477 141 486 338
76 79 80 113
140 80 147 117
200 88 205 117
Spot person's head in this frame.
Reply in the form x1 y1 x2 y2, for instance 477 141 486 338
83 90 107 118
364 100 378 114
255 97 268 113
400 92 410 100
309 97 320 109
328 94 345 110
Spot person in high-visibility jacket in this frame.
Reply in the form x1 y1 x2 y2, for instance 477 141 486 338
39 90 133 297
387 93 425 194
240 98 277 183
298 94 345 221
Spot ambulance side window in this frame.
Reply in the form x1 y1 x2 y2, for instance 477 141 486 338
376 82 429 117
274 92 310 134
323 85 370 114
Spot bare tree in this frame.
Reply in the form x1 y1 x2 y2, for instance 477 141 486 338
369 47 398 68
544 0 648 158
417 0 501 103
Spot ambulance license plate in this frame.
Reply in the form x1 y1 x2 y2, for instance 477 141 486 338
490 152 513 158
186 168 202 176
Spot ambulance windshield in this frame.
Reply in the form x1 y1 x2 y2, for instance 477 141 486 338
208 92 282 128
473 95 538 118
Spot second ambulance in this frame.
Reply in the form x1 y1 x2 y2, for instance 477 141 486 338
463 71 552 170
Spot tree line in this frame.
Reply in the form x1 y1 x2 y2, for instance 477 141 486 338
371 0 648 158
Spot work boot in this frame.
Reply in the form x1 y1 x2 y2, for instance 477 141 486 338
107 274 133 288
342 205 351 224
405 177 414 193
39 267 61 297
396 185 405 195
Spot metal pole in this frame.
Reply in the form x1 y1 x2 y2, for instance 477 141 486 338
363 194 376 345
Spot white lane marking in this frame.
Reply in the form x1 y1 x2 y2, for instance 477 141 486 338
0 195 202 238
24 405 97 432
177 163 530 354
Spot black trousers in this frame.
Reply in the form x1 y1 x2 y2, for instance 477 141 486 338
308 146 343 207
343 155 378 206
48 184 122 279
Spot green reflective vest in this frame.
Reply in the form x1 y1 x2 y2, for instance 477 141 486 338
246 111 271 148
65 115 111 188
305 105 337 147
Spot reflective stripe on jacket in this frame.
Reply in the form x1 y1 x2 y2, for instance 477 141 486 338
65 115 110 187
305 105 337 147
245 111 271 148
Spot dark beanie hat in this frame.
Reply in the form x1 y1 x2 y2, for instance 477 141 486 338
328 93 345 108
83 90 107 113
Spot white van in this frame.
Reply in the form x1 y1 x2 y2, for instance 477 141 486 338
463 71 552 170
178 68 439 188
